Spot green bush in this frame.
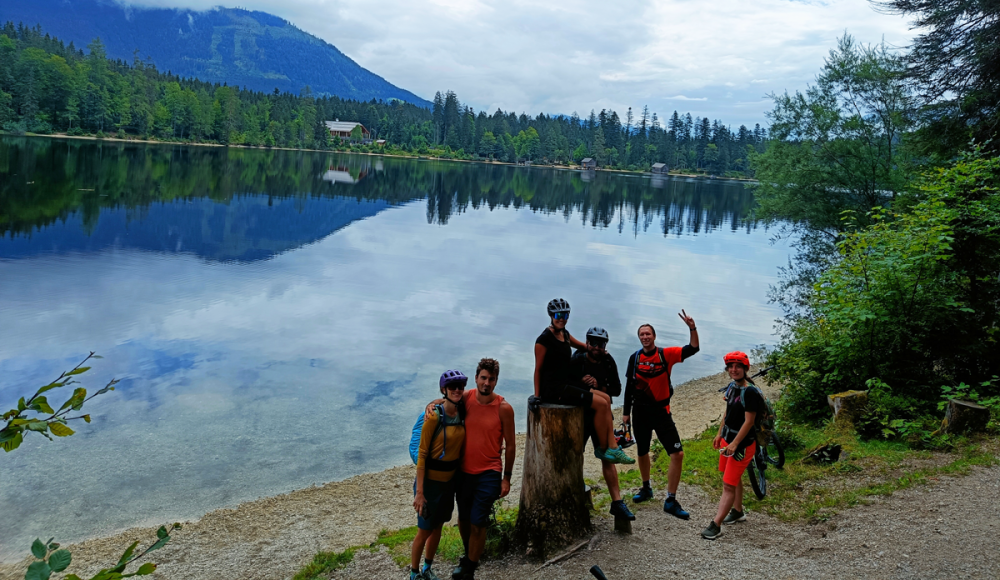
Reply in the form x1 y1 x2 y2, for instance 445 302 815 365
772 148 1000 425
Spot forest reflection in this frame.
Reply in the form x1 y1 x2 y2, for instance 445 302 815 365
1 136 757 242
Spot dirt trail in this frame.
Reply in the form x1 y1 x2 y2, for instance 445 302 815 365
0 372 837 580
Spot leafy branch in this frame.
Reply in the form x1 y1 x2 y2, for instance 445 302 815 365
25 523 181 580
1 352 119 452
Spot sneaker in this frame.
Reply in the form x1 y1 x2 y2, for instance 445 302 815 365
452 557 475 580
593 446 606 460
422 568 440 580
602 446 637 465
632 486 653 503
701 521 723 540
722 508 746 525
663 498 690 520
410 570 426 580
609 500 636 521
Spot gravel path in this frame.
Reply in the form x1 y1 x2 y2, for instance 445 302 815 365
4 371 994 580
334 465 1000 580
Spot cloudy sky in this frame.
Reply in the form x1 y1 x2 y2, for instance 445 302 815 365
140 0 913 132
121 0 912 124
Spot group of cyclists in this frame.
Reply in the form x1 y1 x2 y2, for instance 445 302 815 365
408 298 766 580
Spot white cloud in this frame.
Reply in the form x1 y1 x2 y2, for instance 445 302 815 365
119 0 915 126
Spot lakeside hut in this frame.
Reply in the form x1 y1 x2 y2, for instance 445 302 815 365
324 120 371 142
651 162 668 174
580 157 596 170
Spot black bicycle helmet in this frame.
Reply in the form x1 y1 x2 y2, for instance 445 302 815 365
586 327 609 341
546 298 570 315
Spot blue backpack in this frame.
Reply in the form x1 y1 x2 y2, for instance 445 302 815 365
409 404 447 465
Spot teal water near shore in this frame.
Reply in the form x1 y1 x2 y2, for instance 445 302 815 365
0 136 791 561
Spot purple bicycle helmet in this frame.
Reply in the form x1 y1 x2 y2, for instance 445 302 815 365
439 370 468 389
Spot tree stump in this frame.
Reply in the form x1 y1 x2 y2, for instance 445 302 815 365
827 390 869 425
614 515 632 534
941 399 990 434
515 403 591 559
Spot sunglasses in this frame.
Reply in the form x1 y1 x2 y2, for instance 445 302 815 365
588 341 608 350
552 312 570 321
445 383 466 391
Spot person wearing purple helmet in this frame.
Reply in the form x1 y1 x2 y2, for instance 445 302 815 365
410 370 467 580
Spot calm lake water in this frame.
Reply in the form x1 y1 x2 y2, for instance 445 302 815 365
0 136 790 559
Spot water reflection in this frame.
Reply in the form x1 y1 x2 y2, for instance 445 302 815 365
2 137 755 262
0 136 784 561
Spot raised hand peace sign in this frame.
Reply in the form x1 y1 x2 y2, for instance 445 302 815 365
677 309 696 330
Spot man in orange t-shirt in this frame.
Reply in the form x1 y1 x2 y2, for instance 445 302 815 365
622 310 699 520
427 358 514 580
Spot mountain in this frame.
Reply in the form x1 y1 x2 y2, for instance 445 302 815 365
0 0 430 107
0 195 394 262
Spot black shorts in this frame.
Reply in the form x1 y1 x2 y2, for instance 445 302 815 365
414 477 456 530
542 385 594 408
633 405 682 456
457 470 502 527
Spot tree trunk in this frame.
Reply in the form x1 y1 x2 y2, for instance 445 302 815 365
942 399 990 434
514 403 591 559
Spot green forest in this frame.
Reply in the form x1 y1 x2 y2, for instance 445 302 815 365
752 0 1000 443
0 22 766 176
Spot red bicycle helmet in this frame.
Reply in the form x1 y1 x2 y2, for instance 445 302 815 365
723 351 750 368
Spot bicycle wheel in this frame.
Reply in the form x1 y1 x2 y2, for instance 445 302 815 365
765 432 785 469
747 455 767 499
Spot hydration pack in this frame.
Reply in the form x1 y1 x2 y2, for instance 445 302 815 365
408 404 463 471
631 347 673 405
725 382 777 448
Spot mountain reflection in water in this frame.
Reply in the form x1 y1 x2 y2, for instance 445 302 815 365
1 137 756 263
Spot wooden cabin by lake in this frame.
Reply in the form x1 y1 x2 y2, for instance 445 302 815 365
324 120 370 141
651 162 668 174
580 157 596 170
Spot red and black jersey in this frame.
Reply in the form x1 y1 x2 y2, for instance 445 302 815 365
624 344 698 414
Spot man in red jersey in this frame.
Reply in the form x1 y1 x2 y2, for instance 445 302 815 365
622 311 699 520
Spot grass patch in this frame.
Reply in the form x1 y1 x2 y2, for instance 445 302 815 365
660 422 999 522
293 505 519 580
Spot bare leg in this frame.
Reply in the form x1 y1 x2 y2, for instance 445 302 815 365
590 391 613 449
410 527 433 570
666 450 684 494
468 524 489 562
424 525 443 562
638 453 651 482
602 459 621 501
733 477 744 512
713 482 737 526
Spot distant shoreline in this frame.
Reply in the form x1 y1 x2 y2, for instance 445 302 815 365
1 131 759 183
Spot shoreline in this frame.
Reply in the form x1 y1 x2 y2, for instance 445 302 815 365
2 132 758 183
0 371 759 579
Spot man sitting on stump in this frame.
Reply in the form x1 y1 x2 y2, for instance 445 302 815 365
570 326 636 521
623 311 699 519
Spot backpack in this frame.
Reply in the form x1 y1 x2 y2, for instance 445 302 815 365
408 404 463 468
630 348 673 404
727 382 776 448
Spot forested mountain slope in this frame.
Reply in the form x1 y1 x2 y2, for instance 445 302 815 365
0 0 430 106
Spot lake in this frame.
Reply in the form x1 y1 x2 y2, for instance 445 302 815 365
0 136 790 560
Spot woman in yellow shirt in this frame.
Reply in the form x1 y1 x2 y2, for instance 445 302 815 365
410 370 467 580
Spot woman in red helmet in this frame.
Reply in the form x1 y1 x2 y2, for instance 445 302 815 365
702 351 765 540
